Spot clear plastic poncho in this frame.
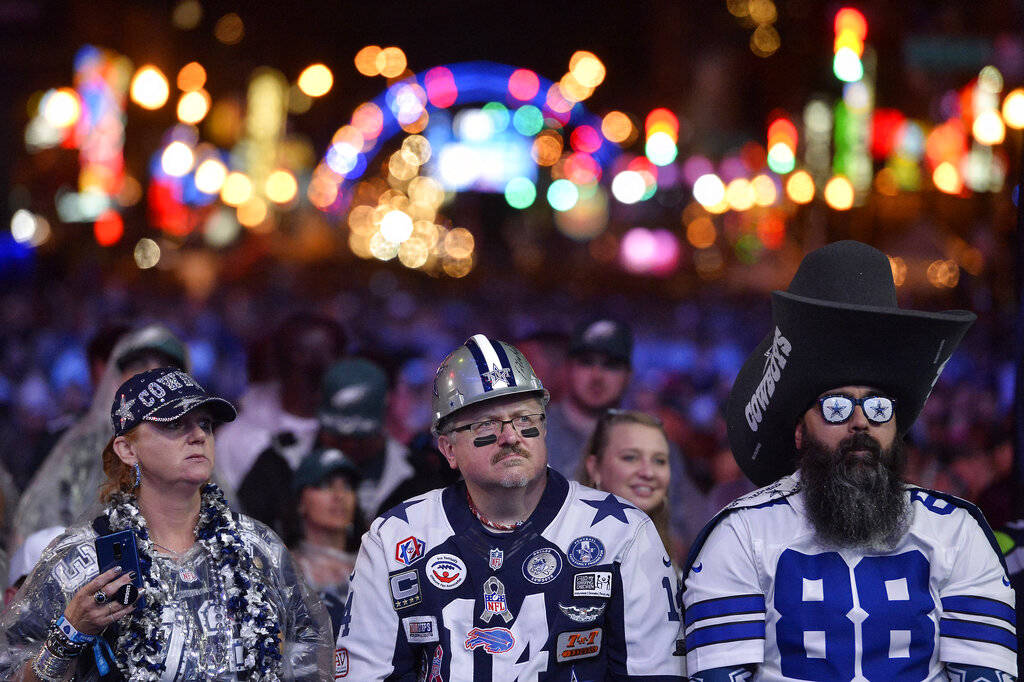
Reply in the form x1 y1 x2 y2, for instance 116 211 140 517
0 511 333 680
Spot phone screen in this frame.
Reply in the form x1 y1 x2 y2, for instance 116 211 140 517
94 530 144 607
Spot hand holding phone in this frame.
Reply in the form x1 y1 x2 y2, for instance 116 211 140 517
94 530 143 607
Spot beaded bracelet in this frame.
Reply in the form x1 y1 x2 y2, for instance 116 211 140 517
41 633 84 660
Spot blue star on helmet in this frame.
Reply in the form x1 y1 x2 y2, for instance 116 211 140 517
448 388 464 410
380 499 424 526
114 394 136 428
582 493 635 526
482 363 511 387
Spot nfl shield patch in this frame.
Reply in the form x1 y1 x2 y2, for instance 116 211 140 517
489 548 503 570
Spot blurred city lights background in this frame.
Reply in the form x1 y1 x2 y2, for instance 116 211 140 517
4 1 1024 297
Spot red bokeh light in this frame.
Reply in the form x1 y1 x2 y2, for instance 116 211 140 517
508 69 540 101
569 125 601 153
93 210 124 246
834 8 867 41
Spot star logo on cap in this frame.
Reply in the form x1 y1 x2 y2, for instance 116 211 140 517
115 394 135 428
482 364 511 386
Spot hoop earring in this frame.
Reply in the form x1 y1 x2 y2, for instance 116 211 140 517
133 463 141 489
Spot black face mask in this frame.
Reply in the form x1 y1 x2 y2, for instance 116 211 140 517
798 430 909 550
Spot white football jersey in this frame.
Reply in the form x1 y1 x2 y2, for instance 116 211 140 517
683 473 1016 680
336 468 686 681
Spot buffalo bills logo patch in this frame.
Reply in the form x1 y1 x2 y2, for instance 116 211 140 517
464 627 515 654
395 536 426 566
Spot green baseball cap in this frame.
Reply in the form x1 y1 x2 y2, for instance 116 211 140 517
292 447 361 492
317 358 388 437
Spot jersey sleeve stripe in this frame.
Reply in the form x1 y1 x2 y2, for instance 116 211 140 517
684 594 767 626
940 617 1018 651
941 595 1017 625
685 620 766 651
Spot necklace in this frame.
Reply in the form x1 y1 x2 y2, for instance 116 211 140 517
466 490 524 531
150 540 189 558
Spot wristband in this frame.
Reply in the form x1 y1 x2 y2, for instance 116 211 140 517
54 615 94 644
32 646 74 681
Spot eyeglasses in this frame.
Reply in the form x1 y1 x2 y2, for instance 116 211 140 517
817 394 896 425
450 413 546 438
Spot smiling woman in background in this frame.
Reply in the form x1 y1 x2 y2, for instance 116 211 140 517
578 409 674 559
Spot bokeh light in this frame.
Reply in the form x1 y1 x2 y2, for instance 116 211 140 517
933 162 962 194
380 209 414 243
752 174 778 206
161 141 194 177
505 177 537 209
512 105 544 136
134 238 161 269
41 88 81 128
601 111 634 144
298 64 333 97
221 171 253 206
130 66 170 110
547 179 579 211
194 158 228 194
355 46 382 76
611 170 645 204
237 197 268 228
214 13 244 45
972 110 1005 146
93 210 123 246
508 69 540 101
532 131 563 166
177 62 206 91
785 170 815 204
265 169 298 204
376 47 407 78
833 48 864 82
172 0 202 30
424 67 458 108
725 178 756 211
569 51 606 88
693 174 726 207
766 144 795 174
177 89 211 124
645 131 678 166
823 176 855 209
444 227 475 258
686 217 717 249
1003 89 1024 129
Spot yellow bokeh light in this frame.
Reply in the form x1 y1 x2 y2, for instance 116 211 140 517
171 0 202 30
177 89 211 124
349 231 372 259
932 162 962 194
834 30 864 57
237 196 268 228
214 13 244 45
369 231 400 261
889 256 907 287
748 0 777 24
559 73 594 103
177 62 207 91
823 176 854 210
727 0 749 16
751 174 778 206
442 255 474 278
408 176 444 207
298 63 333 97
221 171 253 206
354 45 382 77
413 220 439 248
194 158 228 194
376 47 407 79
532 131 563 166
686 217 717 249
1003 88 1024 130
265 169 298 204
130 65 170 110
725 178 756 211
347 205 375 235
874 167 899 196
601 111 634 144
785 170 815 204
161 141 194 177
569 51 606 88
401 135 432 165
972 110 1006 146
750 24 780 57
444 227 475 258
388 151 418 182
42 88 81 128
398 238 430 269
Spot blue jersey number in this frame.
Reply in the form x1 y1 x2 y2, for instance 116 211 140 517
775 550 934 680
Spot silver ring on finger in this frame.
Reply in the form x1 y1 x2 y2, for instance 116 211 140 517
93 590 108 605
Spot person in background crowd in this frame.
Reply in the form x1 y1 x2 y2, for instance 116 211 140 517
515 330 570 403
337 334 685 680
288 447 366 640
4 525 63 607
214 312 346 496
578 409 674 560
0 366 333 680
682 241 1013 680
544 316 706 559
11 324 189 550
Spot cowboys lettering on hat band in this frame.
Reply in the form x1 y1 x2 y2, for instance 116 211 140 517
111 367 236 437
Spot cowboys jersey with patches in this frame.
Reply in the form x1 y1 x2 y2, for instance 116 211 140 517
682 473 1017 680
337 468 685 681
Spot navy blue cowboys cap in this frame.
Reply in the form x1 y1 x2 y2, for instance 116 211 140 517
111 367 237 437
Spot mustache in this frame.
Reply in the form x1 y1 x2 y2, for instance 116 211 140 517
492 444 529 464
837 432 882 460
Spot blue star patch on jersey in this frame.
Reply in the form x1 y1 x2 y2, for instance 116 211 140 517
380 499 424 526
582 493 635 526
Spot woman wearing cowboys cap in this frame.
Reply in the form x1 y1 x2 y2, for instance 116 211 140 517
0 367 333 681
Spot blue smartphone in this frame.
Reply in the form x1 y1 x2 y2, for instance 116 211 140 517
94 530 143 608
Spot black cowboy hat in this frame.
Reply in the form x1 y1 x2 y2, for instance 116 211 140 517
726 240 976 487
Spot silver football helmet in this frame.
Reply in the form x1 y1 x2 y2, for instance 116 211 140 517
431 334 550 434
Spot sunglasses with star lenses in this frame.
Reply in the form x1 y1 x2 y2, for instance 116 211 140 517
817 394 896 425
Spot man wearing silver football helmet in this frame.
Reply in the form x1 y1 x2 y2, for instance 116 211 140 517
336 334 685 681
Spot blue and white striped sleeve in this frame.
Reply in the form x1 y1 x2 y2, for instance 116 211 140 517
682 512 765 673
938 510 1017 676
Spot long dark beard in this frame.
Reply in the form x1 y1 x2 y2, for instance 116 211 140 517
799 430 909 550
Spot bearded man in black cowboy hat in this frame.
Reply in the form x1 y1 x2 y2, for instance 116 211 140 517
681 241 1016 681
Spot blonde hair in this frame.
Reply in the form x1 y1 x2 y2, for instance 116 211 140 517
577 409 673 556
100 434 137 503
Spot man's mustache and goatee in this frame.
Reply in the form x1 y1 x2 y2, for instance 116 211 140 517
799 430 909 550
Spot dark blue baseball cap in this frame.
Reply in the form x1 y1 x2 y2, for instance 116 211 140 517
111 367 236 437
